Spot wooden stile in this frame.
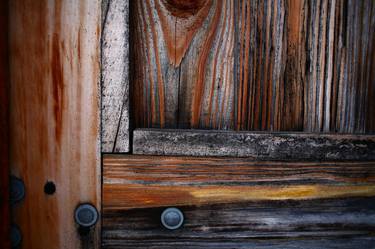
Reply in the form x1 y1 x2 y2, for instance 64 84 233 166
9 0 101 248
101 0 130 153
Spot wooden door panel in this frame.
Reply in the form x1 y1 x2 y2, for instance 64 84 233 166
102 155 375 248
130 0 375 133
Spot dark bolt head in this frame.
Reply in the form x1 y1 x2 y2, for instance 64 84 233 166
161 207 184 230
74 203 99 228
10 176 25 204
11 224 22 248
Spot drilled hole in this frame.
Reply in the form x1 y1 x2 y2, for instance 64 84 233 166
44 181 56 195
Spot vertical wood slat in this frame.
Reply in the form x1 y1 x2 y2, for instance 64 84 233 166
130 0 375 133
9 1 101 248
0 0 10 247
101 0 130 153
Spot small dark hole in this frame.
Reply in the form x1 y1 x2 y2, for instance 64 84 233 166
44 181 56 195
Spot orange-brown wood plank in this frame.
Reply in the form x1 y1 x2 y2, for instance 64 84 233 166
9 1 101 248
130 0 375 133
103 155 375 210
0 0 10 247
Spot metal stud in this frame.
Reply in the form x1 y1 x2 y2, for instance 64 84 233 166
161 207 184 230
74 203 99 228
11 224 22 248
10 176 25 204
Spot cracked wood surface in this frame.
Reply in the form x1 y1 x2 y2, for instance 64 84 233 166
101 0 130 153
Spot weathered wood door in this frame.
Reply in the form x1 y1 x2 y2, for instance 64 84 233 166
101 0 375 248
6 0 375 248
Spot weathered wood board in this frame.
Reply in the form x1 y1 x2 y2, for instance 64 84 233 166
9 0 101 248
103 155 375 248
130 0 375 133
133 129 375 160
0 0 10 247
101 0 130 153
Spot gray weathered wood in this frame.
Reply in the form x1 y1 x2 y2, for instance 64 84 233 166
133 129 375 160
103 199 375 249
101 0 130 152
103 237 375 249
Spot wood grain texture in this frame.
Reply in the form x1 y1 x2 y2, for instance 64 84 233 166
0 0 10 247
130 0 375 133
103 155 375 248
9 1 101 248
133 129 375 160
101 0 130 153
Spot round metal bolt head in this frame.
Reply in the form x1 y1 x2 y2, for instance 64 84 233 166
74 203 99 227
10 176 25 204
161 207 184 230
11 224 22 248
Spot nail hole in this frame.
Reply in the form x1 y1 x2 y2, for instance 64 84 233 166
44 181 56 195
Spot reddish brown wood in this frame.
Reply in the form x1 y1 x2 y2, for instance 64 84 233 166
103 155 375 210
9 0 101 248
0 0 10 248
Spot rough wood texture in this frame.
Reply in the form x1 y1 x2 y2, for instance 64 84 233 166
103 155 375 248
133 129 375 160
101 0 130 153
130 0 375 133
0 0 10 247
9 1 101 248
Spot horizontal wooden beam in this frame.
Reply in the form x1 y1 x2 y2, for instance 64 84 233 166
103 155 375 248
103 155 375 210
133 129 375 160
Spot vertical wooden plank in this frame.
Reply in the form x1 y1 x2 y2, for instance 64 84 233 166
101 0 130 153
0 0 10 247
282 0 305 131
9 0 101 248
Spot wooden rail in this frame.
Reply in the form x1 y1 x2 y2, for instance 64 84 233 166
103 155 375 248
133 129 375 160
